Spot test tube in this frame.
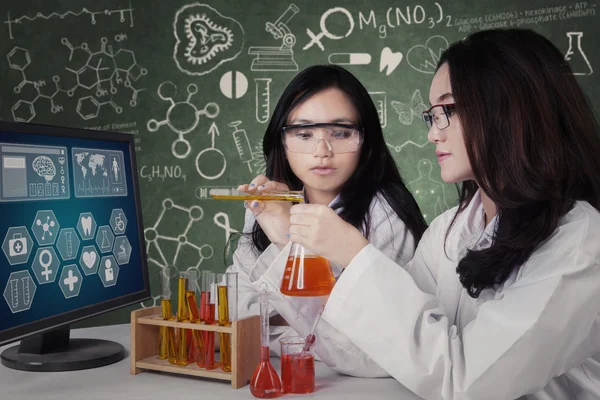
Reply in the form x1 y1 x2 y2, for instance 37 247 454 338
204 272 217 370
199 270 211 322
217 272 238 372
255 78 271 124
158 267 177 364
176 272 191 366
210 188 304 202
185 270 203 364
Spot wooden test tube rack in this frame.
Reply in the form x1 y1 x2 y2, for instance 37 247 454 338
130 306 260 388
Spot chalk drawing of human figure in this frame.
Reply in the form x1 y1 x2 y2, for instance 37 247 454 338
407 159 451 224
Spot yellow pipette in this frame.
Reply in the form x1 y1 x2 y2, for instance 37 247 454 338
210 188 304 202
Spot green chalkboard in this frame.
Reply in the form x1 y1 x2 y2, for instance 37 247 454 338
1 0 598 326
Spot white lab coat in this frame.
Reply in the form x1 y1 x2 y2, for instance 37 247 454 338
226 192 416 364
321 190 600 400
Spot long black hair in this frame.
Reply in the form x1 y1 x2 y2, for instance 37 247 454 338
251 64 427 253
440 29 600 298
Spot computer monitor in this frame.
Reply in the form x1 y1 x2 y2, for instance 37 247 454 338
0 120 150 372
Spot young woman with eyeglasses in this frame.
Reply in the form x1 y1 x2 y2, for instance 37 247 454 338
225 64 427 367
283 29 600 399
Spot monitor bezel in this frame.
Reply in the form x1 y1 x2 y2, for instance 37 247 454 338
0 120 151 346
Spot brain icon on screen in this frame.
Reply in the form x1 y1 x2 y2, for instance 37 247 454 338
32 156 56 182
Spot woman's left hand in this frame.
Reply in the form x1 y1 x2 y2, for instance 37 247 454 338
289 204 369 268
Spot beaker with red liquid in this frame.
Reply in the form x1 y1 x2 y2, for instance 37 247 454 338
279 336 315 394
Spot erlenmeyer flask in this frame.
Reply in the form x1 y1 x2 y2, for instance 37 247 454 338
280 243 335 297
565 32 593 76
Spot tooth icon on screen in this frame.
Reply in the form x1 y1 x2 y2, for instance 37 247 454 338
77 213 97 241
81 217 92 236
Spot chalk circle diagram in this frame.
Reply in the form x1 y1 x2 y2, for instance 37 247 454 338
196 147 226 180
406 35 449 74
173 3 245 76
196 122 226 180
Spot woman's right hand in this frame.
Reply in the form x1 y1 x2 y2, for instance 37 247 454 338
238 175 292 248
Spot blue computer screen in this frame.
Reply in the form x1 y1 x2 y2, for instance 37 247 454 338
0 130 145 332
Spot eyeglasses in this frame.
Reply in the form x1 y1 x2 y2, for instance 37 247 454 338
421 103 456 130
281 123 363 154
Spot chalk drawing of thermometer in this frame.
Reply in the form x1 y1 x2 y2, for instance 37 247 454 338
229 121 254 172
255 78 272 123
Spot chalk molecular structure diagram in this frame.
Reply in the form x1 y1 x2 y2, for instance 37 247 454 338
141 198 214 308
147 81 220 160
143 198 214 273
7 37 147 122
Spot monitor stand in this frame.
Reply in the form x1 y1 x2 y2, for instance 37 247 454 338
0 325 126 372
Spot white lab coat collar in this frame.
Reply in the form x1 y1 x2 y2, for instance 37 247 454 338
452 189 499 256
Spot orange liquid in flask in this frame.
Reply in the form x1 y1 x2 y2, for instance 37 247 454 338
280 254 335 297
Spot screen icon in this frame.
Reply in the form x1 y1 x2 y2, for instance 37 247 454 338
2 226 34 265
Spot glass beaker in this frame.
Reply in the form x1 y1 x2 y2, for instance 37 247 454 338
280 243 335 297
279 336 315 394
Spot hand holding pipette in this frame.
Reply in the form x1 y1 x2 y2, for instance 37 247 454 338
217 176 300 248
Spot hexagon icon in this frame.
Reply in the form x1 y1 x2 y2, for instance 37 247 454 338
76 212 97 241
31 247 60 284
114 48 136 70
59 264 83 299
99 255 119 287
11 100 35 123
113 236 132 265
3 270 36 313
96 225 115 254
7 47 31 70
2 226 34 266
31 210 60 245
109 209 127 235
76 96 100 120
79 245 100 276
56 228 81 261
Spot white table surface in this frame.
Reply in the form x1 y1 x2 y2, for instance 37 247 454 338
0 323 423 400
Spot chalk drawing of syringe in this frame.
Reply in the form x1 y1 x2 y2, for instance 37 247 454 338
229 121 255 172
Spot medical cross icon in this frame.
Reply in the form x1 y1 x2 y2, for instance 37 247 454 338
63 269 78 291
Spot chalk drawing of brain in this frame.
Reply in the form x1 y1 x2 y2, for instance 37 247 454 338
173 3 244 76
32 156 56 182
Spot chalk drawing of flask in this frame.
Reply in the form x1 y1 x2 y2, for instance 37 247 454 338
565 32 593 75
